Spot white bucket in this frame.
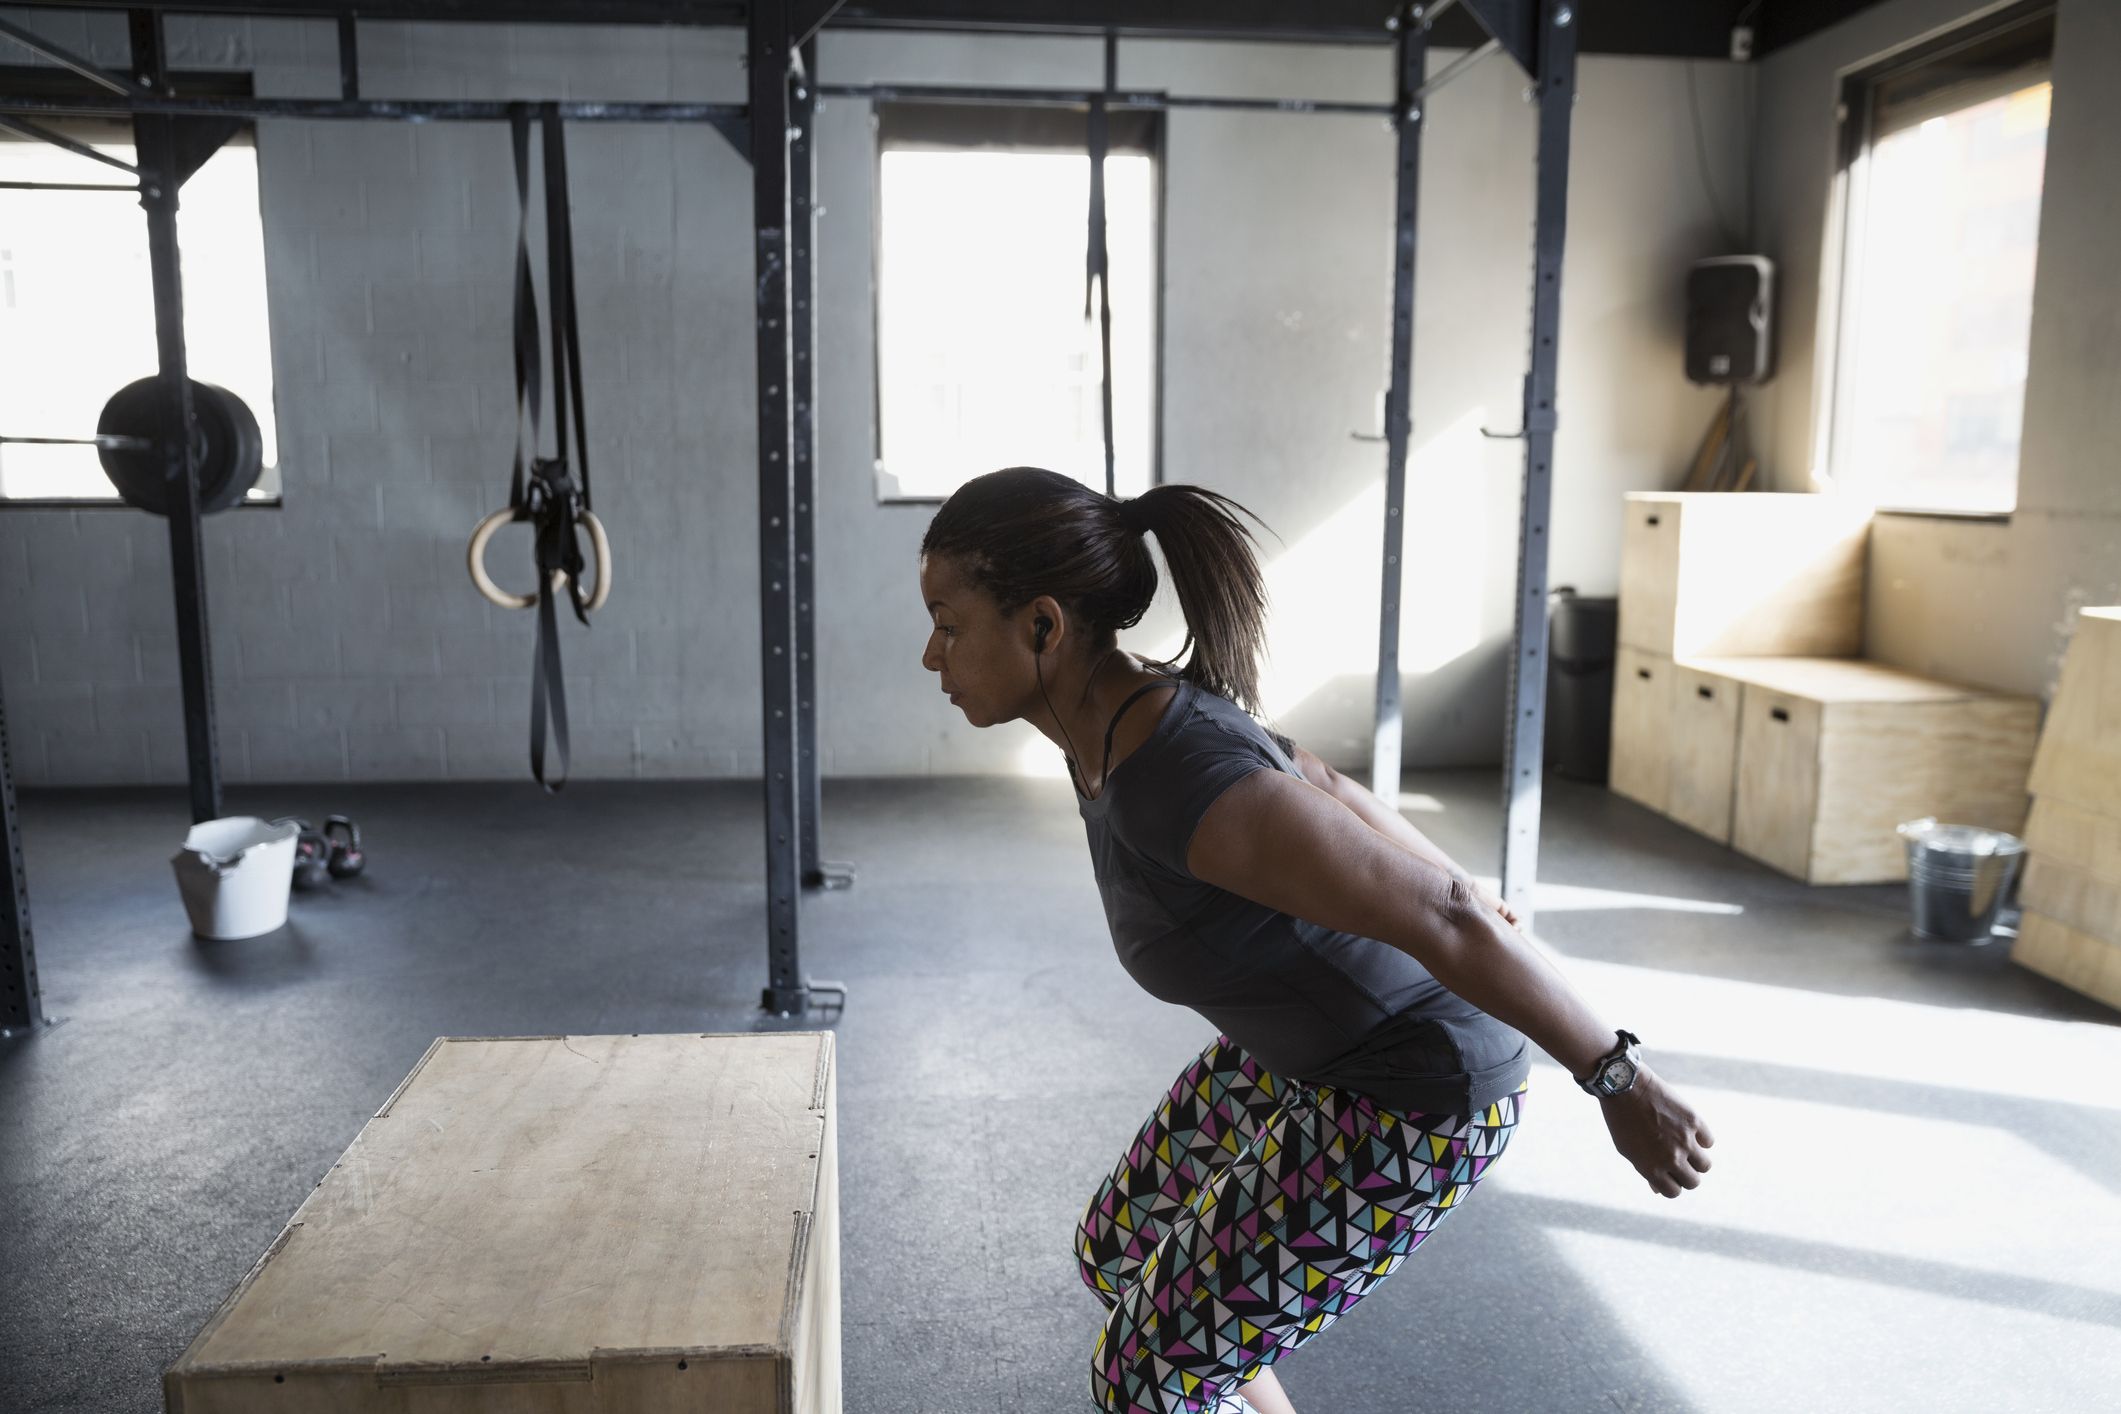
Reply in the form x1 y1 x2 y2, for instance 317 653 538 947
171 816 300 940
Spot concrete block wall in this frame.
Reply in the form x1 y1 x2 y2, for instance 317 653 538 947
1 12 1745 784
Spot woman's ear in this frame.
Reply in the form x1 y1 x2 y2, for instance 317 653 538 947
1027 596 1066 654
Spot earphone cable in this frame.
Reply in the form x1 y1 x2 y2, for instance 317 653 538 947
1038 650 1090 794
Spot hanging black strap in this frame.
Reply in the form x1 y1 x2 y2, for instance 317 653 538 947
508 105 540 516
1086 38 1117 499
502 104 596 792
541 103 592 516
529 575 570 788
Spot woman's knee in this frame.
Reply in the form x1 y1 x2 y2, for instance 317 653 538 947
1076 1193 1122 1306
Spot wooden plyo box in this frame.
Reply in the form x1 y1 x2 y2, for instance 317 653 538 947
2024 797 2121 884
1616 492 1871 659
2012 910 2121 1012
1709 658 2041 885
2012 608 2121 1011
1608 650 1742 843
1609 646 1675 817
2026 607 2121 817
164 1033 840 1414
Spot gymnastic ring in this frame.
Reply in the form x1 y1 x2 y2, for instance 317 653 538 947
577 508 612 614
466 506 563 610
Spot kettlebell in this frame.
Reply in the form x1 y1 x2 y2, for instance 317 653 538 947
282 818 333 891
322 815 366 880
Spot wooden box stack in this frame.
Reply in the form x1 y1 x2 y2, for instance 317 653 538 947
2013 608 2121 1010
163 1032 841 1414
1611 492 1873 838
1702 657 2039 884
1608 492 2043 884
1616 491 1871 660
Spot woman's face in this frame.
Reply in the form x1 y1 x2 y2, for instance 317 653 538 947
919 554 1032 727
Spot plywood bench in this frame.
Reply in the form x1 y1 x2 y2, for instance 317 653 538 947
1614 654 2040 884
164 1032 840 1414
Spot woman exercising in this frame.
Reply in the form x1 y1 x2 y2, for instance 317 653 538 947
919 468 1714 1414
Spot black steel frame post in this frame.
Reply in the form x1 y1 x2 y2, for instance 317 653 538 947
337 13 359 100
1497 0 1577 923
753 0 824 1015
0 659 49 1039
130 8 222 825
1369 4 1426 798
791 40 850 894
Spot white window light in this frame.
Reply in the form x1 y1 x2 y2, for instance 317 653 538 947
875 138 1157 503
0 129 279 503
1825 17 2052 517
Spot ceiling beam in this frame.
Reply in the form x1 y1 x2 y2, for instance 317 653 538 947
12 0 1890 59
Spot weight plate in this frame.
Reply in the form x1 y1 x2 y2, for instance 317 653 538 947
96 376 264 516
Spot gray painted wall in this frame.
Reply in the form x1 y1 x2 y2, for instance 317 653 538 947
1752 0 2121 699
0 13 1744 784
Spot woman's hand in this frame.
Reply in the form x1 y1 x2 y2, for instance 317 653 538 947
1473 881 1520 929
1455 871 1520 928
1600 1066 1714 1197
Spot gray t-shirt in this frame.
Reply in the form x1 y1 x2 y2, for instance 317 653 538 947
1077 674 1531 1118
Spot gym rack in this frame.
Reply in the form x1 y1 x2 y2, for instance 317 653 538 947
1 0 1582 1035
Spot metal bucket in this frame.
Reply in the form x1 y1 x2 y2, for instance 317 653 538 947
1897 818 2025 944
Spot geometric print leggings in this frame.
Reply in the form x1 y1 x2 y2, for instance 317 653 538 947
1076 1032 1527 1413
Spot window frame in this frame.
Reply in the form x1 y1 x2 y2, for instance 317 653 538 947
1818 0 2056 522
0 64 278 512
868 99 1167 506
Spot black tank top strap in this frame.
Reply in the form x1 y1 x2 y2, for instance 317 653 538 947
1099 673 1181 784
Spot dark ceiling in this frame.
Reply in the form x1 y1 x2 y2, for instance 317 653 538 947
13 0 1894 59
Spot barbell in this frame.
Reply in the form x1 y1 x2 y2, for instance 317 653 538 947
0 376 264 514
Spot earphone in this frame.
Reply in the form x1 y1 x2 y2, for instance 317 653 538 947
1031 612 1088 790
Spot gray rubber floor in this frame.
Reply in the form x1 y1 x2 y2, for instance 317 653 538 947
3 771 2117 1413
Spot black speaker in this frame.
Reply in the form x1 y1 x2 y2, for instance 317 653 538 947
1685 256 1774 386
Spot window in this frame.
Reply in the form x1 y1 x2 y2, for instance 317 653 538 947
874 103 1160 502
0 106 278 505
1825 5 2054 515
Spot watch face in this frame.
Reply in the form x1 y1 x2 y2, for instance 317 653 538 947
1600 1056 1637 1093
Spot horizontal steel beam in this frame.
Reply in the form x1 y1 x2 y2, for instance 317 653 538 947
828 0 1402 44
0 112 139 171
5 0 1802 57
818 81 1392 117
0 179 138 190
0 12 141 95
0 92 746 126
19 0 746 24
19 0 1400 42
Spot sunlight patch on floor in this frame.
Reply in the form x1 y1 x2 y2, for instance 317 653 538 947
1497 1069 2121 1295
1526 956 2121 1114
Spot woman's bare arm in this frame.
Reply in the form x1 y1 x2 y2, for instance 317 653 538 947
1285 742 1518 925
1187 767 1713 1197
1285 743 1463 875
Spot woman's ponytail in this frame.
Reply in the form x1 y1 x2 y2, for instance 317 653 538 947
1123 484 1273 717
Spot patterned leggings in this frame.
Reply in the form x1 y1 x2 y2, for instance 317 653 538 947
1076 1033 1526 1413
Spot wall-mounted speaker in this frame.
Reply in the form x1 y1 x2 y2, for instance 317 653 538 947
1685 255 1774 386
